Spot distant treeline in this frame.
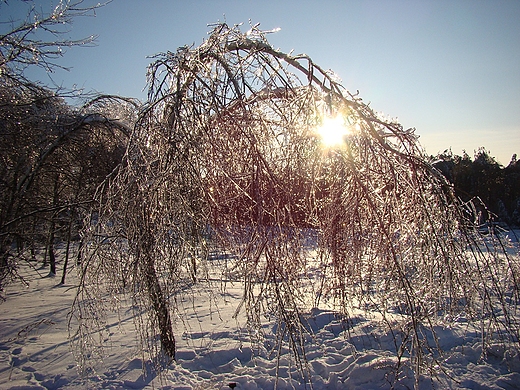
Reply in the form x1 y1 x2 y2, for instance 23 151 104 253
433 148 520 227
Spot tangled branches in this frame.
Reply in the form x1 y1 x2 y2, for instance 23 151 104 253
74 23 520 382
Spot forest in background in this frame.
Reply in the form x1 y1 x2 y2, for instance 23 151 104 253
433 148 520 228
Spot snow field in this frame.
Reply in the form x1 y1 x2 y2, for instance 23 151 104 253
1 234 520 389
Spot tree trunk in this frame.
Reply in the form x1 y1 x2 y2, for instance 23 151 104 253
76 239 83 266
60 209 73 284
47 224 56 275
48 173 60 276
0 242 11 293
144 257 176 361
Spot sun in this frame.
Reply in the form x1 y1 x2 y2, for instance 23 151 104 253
316 114 350 148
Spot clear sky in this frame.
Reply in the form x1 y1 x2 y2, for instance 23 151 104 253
4 0 519 165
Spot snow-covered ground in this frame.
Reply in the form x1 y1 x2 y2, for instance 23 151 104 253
1 232 520 389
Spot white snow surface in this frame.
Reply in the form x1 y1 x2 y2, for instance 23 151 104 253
2 233 520 389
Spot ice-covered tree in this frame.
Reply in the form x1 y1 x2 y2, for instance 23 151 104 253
75 23 520 384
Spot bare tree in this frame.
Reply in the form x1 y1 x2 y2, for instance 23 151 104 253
0 0 103 89
75 23 520 385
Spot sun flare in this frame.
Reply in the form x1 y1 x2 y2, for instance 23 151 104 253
316 115 350 147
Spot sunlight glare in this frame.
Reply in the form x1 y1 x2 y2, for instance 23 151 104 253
316 115 350 147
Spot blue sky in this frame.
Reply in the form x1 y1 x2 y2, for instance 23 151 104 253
3 0 519 165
